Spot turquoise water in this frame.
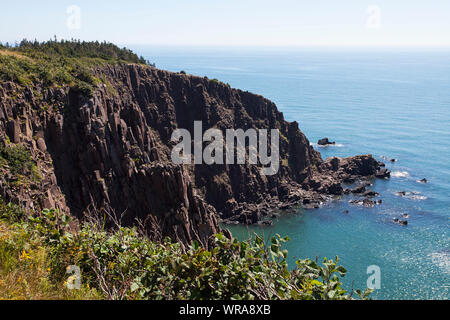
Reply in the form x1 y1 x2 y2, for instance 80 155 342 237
134 46 450 300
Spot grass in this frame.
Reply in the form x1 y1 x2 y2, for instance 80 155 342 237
0 49 32 61
0 221 101 300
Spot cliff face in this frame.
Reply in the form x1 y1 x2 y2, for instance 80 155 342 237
88 65 325 221
0 63 386 247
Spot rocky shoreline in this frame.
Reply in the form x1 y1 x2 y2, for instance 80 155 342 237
221 154 391 225
0 63 392 247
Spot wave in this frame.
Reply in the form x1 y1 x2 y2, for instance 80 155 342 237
391 171 410 178
311 143 344 148
410 195 428 201
395 191 428 201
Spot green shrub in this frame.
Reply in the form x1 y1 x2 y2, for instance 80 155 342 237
0 201 372 300
0 198 25 223
0 144 35 176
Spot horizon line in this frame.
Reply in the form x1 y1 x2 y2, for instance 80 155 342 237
123 43 450 49
3 38 450 50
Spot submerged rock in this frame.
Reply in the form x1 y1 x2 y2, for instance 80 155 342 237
393 218 408 226
398 220 408 226
258 220 274 227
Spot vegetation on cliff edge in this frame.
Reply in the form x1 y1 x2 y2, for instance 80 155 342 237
0 39 152 96
0 197 372 300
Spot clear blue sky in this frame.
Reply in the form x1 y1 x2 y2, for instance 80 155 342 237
1 0 449 47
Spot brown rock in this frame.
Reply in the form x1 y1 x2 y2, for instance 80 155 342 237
37 138 47 152
318 137 335 146
7 119 21 143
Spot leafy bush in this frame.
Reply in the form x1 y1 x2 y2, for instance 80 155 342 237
0 199 372 300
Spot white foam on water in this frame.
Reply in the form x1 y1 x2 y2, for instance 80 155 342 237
391 171 410 178
311 143 344 148
410 195 428 201
394 191 428 201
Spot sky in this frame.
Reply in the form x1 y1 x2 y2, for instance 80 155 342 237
1 0 450 47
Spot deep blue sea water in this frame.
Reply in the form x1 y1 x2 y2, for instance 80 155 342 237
133 46 450 300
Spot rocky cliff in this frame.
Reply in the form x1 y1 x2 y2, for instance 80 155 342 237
0 63 389 247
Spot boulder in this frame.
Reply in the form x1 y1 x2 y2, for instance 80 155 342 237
349 198 377 207
362 198 377 207
323 155 383 177
375 168 391 179
363 190 379 197
351 184 367 194
394 218 408 226
318 137 336 146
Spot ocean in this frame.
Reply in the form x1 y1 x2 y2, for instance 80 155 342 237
132 46 450 300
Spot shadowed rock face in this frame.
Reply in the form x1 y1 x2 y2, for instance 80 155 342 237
0 64 387 247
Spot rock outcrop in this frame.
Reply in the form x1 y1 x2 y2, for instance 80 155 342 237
318 138 335 146
0 63 388 247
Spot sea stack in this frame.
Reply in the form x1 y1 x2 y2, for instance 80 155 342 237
318 137 336 146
